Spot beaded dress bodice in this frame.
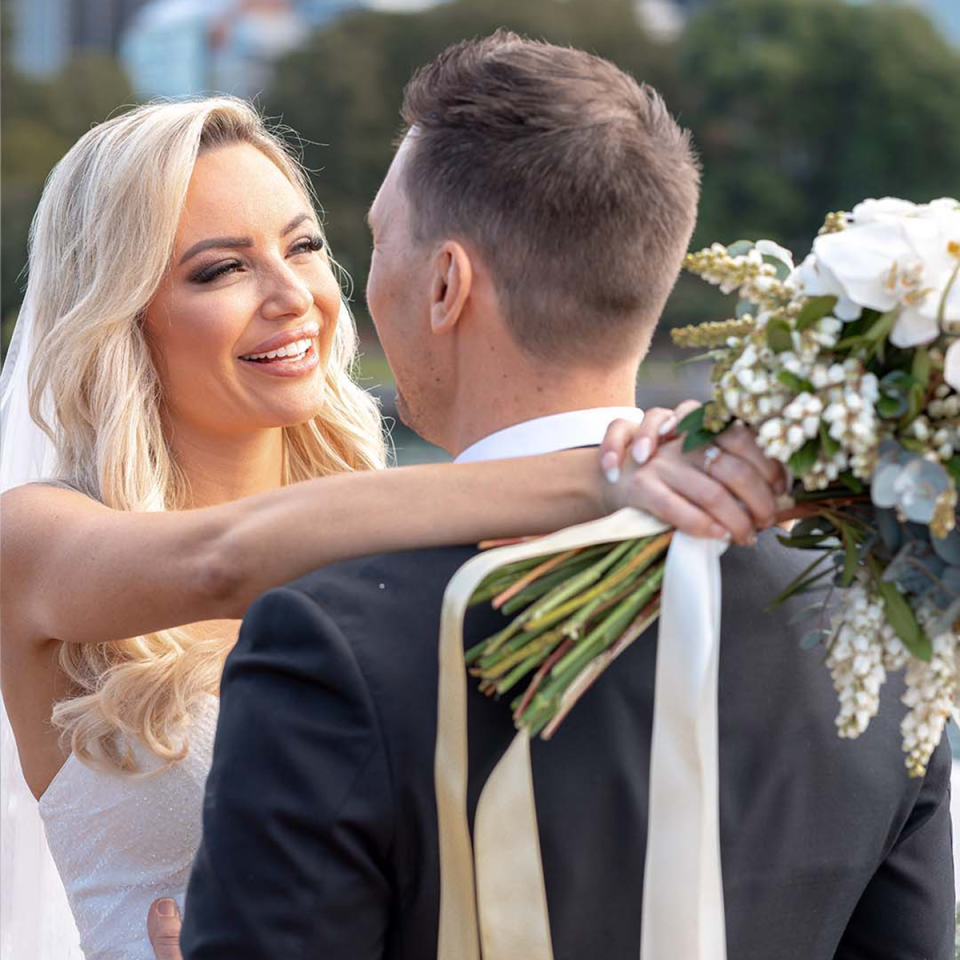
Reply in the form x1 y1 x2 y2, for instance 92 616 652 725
38 695 218 960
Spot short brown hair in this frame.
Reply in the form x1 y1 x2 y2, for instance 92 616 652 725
400 31 700 363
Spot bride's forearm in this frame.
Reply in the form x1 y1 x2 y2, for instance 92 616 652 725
211 450 605 617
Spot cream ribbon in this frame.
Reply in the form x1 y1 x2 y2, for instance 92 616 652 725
434 507 728 960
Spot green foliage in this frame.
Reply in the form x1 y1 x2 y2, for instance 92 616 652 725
1 50 134 357
676 0 960 259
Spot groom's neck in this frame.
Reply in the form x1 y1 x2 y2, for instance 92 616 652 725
443 359 641 458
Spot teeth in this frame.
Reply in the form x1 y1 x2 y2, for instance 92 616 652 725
242 338 312 362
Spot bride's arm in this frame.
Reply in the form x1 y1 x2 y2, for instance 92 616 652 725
0 450 599 646
1 419 780 647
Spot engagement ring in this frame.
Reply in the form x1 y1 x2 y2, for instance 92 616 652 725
703 445 722 475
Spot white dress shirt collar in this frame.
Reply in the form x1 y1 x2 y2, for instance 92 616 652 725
453 407 644 464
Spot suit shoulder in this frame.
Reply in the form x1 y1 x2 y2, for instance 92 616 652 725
282 545 479 622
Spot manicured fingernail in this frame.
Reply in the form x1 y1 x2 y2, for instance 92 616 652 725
657 415 678 437
746 533 758 547
711 524 728 540
632 437 652 465
158 899 176 917
601 451 620 484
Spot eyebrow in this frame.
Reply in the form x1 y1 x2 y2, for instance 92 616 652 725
178 212 315 265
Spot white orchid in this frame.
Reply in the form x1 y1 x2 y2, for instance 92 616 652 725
808 199 960 348
790 253 863 321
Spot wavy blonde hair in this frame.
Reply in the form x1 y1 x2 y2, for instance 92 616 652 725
21 97 386 773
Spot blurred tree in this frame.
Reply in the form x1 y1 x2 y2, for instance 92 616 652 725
676 0 960 253
1 39 134 355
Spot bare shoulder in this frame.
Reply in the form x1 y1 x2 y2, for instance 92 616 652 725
3 482 101 547
1 483 102 618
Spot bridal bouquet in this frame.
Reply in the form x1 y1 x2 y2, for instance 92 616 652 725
469 197 960 776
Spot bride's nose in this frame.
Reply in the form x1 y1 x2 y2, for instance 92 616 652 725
259 265 313 321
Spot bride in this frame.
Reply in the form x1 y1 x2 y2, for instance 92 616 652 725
0 97 774 960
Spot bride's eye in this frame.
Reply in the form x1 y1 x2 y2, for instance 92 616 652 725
191 260 243 284
291 235 325 256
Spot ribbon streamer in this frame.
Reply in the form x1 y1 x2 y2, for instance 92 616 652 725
434 508 727 960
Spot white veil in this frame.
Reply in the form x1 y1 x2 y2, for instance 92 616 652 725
1 290 84 959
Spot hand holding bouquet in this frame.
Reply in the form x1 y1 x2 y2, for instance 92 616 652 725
470 197 960 776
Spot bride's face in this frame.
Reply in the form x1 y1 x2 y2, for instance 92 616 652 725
143 143 341 436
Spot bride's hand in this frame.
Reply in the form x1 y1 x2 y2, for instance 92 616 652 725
600 406 786 545
147 899 183 960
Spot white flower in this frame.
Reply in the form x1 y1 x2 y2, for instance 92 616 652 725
945 339 960 392
827 580 904 739
810 203 960 348
900 624 957 777
850 197 921 224
790 254 863 321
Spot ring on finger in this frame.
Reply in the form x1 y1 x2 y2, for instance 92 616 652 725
703 444 723 476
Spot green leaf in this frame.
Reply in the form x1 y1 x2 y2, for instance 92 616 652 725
788 439 819 476
838 471 865 494
872 566 933 661
778 370 815 393
765 553 832 610
766 317 794 353
727 240 754 257
736 299 756 319
678 405 720 452
865 310 898 344
905 347 931 421
946 456 960 484
777 533 840 549
839 523 859 587
877 394 907 419
795 296 837 331
819 421 840 457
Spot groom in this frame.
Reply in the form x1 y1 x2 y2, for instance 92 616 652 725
174 33 954 959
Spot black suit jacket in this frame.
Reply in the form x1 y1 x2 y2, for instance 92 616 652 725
182 532 954 960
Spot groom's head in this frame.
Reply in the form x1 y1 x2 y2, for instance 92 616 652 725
366 31 700 449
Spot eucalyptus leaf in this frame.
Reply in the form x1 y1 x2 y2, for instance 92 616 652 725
876 509 902 552
894 458 950 525
736 299 756 319
929 565 960 612
800 629 825 650
761 254 791 281
931 528 960 566
727 240 754 257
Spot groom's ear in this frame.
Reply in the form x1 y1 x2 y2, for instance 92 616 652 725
429 242 472 336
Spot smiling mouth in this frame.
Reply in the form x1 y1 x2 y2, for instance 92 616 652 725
239 338 315 364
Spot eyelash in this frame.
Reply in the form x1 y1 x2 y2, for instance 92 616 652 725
191 235 325 284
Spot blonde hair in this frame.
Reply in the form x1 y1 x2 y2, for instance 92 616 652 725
22 97 386 773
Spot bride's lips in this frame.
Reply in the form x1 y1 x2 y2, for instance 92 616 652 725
237 321 321 378
239 340 320 378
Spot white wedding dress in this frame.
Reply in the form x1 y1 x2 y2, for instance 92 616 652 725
34 695 219 960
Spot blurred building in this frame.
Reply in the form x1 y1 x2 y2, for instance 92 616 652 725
11 0 152 76
120 0 305 98
633 0 710 40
